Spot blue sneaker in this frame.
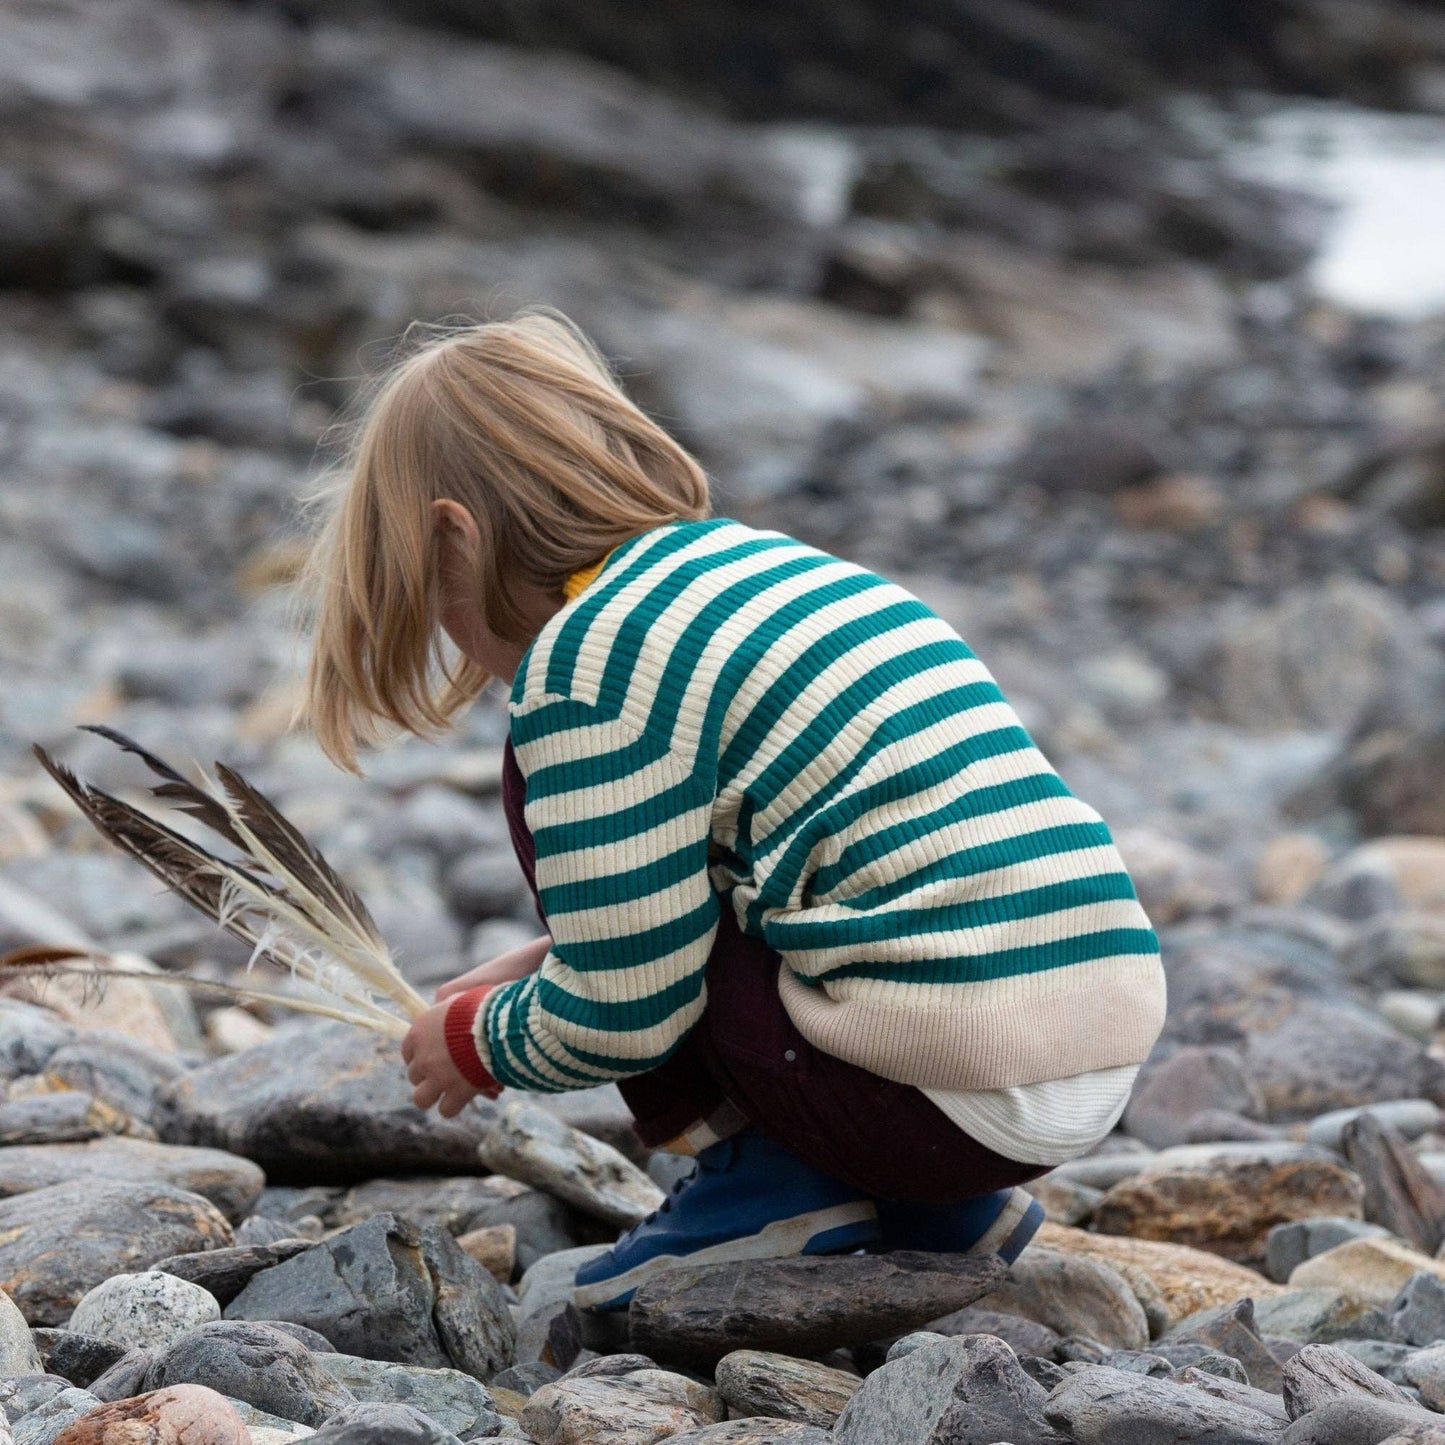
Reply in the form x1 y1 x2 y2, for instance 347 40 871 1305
872 1185 1045 1264
572 1127 881 1312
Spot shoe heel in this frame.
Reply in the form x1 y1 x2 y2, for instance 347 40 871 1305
996 1193 1046 1265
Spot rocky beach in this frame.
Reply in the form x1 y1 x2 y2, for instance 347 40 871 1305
4 0 1445 1440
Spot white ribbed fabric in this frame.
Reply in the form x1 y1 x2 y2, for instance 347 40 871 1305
923 1064 1140 1165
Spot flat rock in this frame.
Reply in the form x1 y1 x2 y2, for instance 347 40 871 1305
478 1103 663 1228
668 1424 830 1444
629 1251 1008 1370
0 1094 137 1147
68 1272 219 1350
522 1370 723 1445
1093 1157 1365 1266
1045 1365 1287 1443
1282 1343 1415 1418
833 1334 1065 1445
0 1139 263 1224
1038 1222 1284 1326
1266 1218 1390 1284
0 1182 232 1325
316 1354 500 1438
151 1241 315 1308
1292 1238 1445 1307
9 1384 99 1445
924 1305 1062 1359
714 1351 859 1428
323 1176 523 1235
977 1246 1150 1351
1308 1102 1442 1150
1280 1396 1441 1444
1252 1287 1376 1343
225 1213 515 1381
154 1022 498 1184
50 1384 248 1444
139 1322 355 1427
305 1401 460 1444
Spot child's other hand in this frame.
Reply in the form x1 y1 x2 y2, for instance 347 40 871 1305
402 1002 486 1117
434 932 552 1002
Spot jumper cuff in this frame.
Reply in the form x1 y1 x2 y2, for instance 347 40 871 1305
444 986 503 1098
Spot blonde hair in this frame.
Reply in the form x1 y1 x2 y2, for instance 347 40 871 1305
298 306 711 771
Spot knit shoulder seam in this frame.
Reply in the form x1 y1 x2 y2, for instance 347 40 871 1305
508 688 705 783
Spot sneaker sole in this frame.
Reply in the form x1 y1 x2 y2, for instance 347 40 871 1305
979 1188 1046 1265
572 1200 880 1313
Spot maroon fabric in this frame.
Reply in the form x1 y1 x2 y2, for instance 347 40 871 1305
500 735 1048 1203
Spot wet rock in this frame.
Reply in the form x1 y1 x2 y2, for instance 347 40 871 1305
225 1213 515 1381
1093 1156 1365 1266
1267 1218 1391 1284
833 1334 1064 1444
1124 1047 1265 1150
315 1354 501 1438
1341 1113 1445 1255
32 1333 124 1390
1293 1238 1445 1307
630 1251 1007 1370
139 1321 354 1427
1037 1222 1283 1327
0 1182 232 1326
150 1241 315 1307
1390 1272 1445 1347
0 1139 262 1225
477 1103 663 1228
154 1022 498 1183
67 1272 219 1350
50 1384 247 1445
1282 1343 1416 1417
713 1351 859 1428
521 1368 723 1445
305 1401 462 1444
0 1094 138 1148
979 1246 1149 1351
1044 1364 1285 1443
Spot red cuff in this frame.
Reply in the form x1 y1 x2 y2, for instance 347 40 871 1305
444 986 503 1098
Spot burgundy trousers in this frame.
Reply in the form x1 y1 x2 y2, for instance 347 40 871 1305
501 737 1047 1203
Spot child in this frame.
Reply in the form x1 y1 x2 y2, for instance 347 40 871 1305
302 307 1168 1312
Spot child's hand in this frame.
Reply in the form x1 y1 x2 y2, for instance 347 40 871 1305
402 1001 491 1117
434 932 552 1002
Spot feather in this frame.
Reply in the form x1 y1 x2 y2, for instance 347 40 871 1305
31 732 429 1033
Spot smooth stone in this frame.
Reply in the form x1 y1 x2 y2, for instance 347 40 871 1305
924 1305 1063 1359
0 1139 263 1225
1093 1156 1365 1266
1391 1272 1445 1346
305 1402 461 1444
42 1035 185 1125
1048 1155 1157 1190
0 1182 232 1326
1125 1047 1266 1150
324 1176 523 1236
463 1186 580 1274
521 1369 723 1445
1292 1239 1445 1308
0 1003 75 1082
315 1354 501 1438
1165 1299 1283 1392
1378 992 1442 1042
31 1333 123 1390
68 1272 219 1350
1309 1103 1442 1150
1253 1288 1377 1343
714 1351 859 1429
1402 1343 1445 1409
1043 1365 1286 1443
0 1289 40 1378
833 1335 1064 1445
516 1247 612 1317
9 1386 99 1445
0 1095 136 1148
629 1251 1007 1370
50 1384 248 1444
0 1375 74 1421
1150 1143 1340 1170
1280 1395 1439 1444
1037 1222 1284 1327
139 1322 354 1427
1027 1175 1104 1227
978 1246 1150 1351
885 1332 950 1362
477 1103 663 1229
233 1217 302 1249
1282 1343 1416 1418
1173 1367 1291 1423
1337 1340 1415 1376
225 1214 515 1381
151 1242 316 1307
487 1362 561 1398
455 1225 516 1283
1267 1219 1391 1284
87 1350 156 1403
667 1424 830 1444
154 1022 498 1183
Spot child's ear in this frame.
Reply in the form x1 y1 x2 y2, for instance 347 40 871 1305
432 498 480 547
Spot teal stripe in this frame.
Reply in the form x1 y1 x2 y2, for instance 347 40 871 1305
815 819 1117 908
541 838 708 913
536 971 703 1032
717 598 942 791
538 896 718 973
765 871 1142 950
530 773 702 854
804 926 1162 987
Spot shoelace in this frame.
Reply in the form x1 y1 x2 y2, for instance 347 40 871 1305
620 1172 693 1241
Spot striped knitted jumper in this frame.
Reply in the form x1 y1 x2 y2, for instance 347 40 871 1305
470 516 1166 1157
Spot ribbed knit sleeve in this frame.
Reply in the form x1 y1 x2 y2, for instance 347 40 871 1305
472 697 720 1091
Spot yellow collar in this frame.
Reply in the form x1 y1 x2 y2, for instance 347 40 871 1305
561 548 617 602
